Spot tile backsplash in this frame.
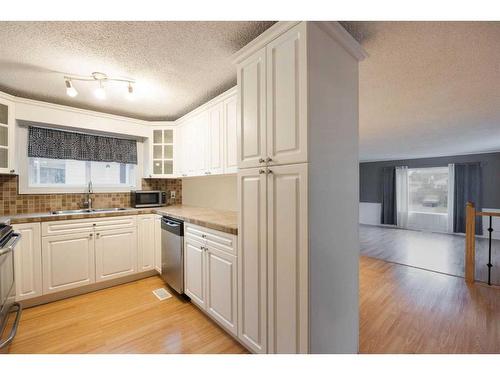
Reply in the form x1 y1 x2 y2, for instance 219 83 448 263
0 175 182 216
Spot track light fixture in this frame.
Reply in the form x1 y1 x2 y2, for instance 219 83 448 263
63 72 135 100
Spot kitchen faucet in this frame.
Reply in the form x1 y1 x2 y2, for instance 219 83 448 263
84 181 93 210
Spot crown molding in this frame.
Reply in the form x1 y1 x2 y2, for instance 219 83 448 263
231 21 300 64
314 22 368 61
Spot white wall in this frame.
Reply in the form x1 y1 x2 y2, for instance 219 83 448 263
359 202 381 225
182 175 237 211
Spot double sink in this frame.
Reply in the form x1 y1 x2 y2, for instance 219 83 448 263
50 208 128 215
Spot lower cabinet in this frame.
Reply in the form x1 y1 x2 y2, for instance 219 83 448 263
13 223 42 301
137 214 156 272
42 231 95 294
184 224 238 336
95 227 137 282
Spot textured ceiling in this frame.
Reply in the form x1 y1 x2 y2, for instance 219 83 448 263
0 21 275 121
342 21 500 161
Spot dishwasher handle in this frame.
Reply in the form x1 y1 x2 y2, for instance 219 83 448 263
161 217 184 236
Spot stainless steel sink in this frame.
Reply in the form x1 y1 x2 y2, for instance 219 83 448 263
50 208 128 215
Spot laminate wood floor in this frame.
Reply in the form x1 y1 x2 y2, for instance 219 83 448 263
360 255 500 353
8 277 247 354
360 224 500 285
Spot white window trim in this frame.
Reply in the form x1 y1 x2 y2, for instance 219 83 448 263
17 125 143 194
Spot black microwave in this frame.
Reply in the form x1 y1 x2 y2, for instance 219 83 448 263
131 190 167 208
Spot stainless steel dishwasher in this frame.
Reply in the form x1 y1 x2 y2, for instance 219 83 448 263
161 216 184 294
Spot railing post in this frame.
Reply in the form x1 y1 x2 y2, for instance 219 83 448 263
465 202 476 283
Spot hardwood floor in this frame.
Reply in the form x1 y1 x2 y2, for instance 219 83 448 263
8 277 247 354
360 255 500 353
9 257 500 354
360 224 500 285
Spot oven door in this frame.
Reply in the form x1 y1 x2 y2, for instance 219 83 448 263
0 233 22 353
135 191 161 207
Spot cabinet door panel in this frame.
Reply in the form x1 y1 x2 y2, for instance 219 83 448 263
207 104 224 175
95 228 137 282
137 215 155 272
184 238 206 307
223 95 238 174
42 232 95 294
266 22 307 166
206 246 237 335
13 223 42 301
267 163 308 353
237 168 267 353
237 48 266 169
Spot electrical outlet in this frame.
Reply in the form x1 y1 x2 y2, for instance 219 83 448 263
170 191 176 199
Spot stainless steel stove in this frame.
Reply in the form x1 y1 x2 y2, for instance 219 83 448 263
0 221 22 353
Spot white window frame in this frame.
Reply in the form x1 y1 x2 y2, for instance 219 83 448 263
17 125 143 194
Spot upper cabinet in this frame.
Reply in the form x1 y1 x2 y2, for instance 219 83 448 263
0 96 16 174
149 127 175 178
237 23 308 169
176 88 238 178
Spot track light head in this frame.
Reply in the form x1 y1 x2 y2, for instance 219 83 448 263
94 81 106 100
65 79 78 97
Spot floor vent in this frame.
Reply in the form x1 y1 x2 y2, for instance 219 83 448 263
153 288 172 301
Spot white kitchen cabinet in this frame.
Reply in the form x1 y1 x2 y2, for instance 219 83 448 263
149 127 175 178
236 48 267 169
266 23 308 166
95 227 137 282
0 96 16 174
223 95 238 174
237 168 268 353
137 214 155 272
13 223 42 301
42 231 95 294
266 163 308 354
184 237 206 307
154 215 162 273
205 245 237 335
206 103 224 175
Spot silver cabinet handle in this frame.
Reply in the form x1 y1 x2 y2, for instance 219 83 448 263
96 233 100 238
266 157 273 162
259 169 266 174
89 233 93 238
0 302 22 350
267 169 273 174
259 158 265 164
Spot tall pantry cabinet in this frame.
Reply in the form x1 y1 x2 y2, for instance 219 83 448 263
234 21 366 354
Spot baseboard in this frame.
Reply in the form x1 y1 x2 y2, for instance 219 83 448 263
19 270 159 308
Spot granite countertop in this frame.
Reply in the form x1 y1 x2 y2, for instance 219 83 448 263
2 205 238 235
155 205 238 235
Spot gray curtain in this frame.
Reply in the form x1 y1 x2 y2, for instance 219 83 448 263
28 126 137 164
453 162 482 234
381 167 396 225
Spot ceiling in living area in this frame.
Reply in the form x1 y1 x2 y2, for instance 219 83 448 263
342 21 500 161
0 21 274 121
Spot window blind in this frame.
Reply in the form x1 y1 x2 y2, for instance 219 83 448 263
27 126 137 165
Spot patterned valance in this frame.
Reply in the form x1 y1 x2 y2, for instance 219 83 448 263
28 126 137 165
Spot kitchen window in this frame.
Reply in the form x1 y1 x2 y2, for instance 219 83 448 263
28 158 136 188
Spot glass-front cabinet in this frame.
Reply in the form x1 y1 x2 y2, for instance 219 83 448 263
0 96 15 174
150 127 175 177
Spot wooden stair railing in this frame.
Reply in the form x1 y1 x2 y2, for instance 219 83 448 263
465 202 499 284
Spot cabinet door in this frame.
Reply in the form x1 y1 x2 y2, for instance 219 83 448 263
237 48 267 169
223 94 238 174
13 223 42 301
207 103 224 175
137 214 155 272
95 227 137 282
206 245 237 335
184 237 206 308
266 163 308 353
154 215 162 273
0 97 15 174
237 167 267 353
42 232 95 294
266 22 308 166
